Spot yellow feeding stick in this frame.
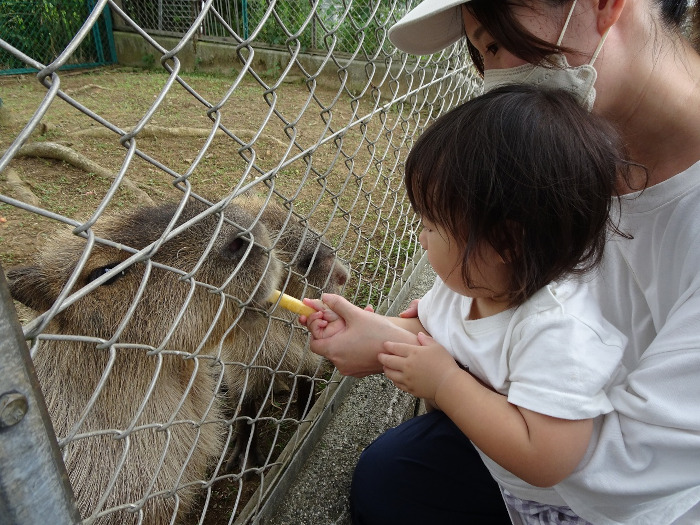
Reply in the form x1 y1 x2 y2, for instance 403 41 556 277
268 290 316 317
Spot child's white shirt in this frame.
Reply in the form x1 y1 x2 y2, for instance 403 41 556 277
418 277 626 505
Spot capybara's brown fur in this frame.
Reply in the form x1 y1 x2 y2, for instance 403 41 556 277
7 195 349 522
7 198 283 524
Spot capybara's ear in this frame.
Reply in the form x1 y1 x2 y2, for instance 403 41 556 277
5 265 56 312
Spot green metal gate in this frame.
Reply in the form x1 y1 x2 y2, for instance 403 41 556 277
0 0 116 75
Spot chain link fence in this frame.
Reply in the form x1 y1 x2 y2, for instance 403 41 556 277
0 0 480 523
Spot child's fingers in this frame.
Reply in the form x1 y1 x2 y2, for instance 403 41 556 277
300 310 324 327
318 293 361 319
382 340 413 357
320 309 340 322
378 352 403 372
302 298 341 322
381 365 407 392
416 331 434 345
398 298 420 318
308 318 328 332
302 297 326 311
308 311 325 322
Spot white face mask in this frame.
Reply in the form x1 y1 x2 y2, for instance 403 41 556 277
481 0 609 112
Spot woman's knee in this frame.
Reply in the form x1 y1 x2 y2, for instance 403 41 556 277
350 411 510 524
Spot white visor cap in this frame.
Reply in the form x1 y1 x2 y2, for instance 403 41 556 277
388 0 470 55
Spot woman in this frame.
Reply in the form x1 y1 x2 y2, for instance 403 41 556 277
308 1 700 523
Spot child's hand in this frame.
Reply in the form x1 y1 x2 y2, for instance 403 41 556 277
299 298 346 340
300 293 415 377
379 332 461 407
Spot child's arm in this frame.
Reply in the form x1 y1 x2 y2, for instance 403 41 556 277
389 315 425 334
299 293 425 377
380 332 593 487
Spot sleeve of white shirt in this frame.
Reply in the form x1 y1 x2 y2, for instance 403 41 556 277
506 308 625 420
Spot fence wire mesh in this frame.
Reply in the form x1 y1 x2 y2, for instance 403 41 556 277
0 1 480 523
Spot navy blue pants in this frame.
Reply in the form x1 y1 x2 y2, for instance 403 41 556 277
350 410 511 524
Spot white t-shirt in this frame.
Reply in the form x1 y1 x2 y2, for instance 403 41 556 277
556 160 700 525
418 277 626 505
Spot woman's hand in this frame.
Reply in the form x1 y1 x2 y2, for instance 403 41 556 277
299 294 419 377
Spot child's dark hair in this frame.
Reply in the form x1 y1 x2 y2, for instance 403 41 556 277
405 84 629 306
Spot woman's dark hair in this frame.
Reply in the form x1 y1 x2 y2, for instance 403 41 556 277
465 0 693 74
404 84 629 306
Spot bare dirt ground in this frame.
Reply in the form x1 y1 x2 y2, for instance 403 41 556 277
0 65 415 523
1 65 392 262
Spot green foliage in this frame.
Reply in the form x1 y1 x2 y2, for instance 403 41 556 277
246 0 314 49
141 52 156 69
0 0 114 73
245 0 400 57
318 0 397 58
117 1 407 57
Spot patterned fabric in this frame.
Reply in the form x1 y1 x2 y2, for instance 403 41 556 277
502 489 594 525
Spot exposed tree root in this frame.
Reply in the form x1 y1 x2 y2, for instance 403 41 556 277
3 167 40 207
14 142 154 206
63 84 108 96
72 125 289 148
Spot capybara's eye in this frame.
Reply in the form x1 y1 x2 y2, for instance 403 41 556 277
86 263 127 286
228 237 244 253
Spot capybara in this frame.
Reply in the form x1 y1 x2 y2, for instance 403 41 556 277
7 198 283 524
7 194 350 521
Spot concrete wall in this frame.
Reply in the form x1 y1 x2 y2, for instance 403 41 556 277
114 31 409 97
112 31 477 105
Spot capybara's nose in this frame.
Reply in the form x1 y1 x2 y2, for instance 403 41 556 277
333 263 348 287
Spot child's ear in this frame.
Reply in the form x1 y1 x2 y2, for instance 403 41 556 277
498 220 524 264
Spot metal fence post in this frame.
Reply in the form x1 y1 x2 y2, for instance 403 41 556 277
0 264 81 525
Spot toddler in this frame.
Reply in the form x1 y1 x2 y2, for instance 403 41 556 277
303 84 631 524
